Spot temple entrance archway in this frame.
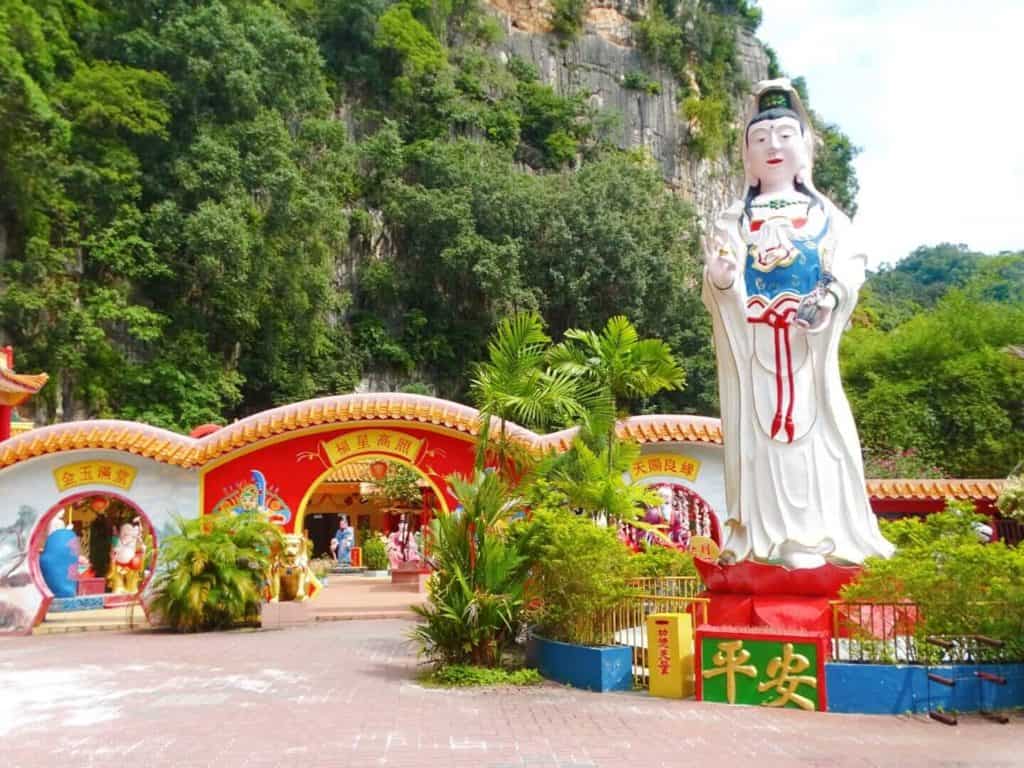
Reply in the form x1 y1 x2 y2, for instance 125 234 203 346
28 491 158 618
297 455 448 563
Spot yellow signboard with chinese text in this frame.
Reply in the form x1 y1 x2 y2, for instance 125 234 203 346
647 612 695 699
630 453 701 482
321 429 424 467
53 461 137 492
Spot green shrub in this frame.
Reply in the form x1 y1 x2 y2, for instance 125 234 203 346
551 0 586 39
150 512 283 632
410 471 530 666
629 544 697 578
682 95 732 159
842 503 1024 662
516 504 636 646
622 71 662 96
362 535 389 570
425 664 544 687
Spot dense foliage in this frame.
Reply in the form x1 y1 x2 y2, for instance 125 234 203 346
411 470 530 666
842 505 1024 662
150 511 283 631
846 247 1024 477
1 0 728 428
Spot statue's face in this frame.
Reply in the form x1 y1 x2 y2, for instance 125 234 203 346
746 116 805 189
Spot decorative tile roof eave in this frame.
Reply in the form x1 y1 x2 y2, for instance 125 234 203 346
193 393 539 464
532 414 724 453
866 478 1006 502
0 420 198 470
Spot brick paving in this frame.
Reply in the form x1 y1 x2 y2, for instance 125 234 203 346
2 619 1021 768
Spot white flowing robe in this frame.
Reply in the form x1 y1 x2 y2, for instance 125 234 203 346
703 200 894 565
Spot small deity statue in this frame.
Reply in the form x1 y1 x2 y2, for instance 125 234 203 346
332 516 354 566
109 518 145 594
387 517 420 570
702 78 894 570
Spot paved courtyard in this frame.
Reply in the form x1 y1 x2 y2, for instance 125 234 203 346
2 619 1021 768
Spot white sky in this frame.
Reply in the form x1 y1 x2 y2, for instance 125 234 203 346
756 0 1024 268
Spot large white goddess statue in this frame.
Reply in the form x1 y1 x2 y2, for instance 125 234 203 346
702 79 894 570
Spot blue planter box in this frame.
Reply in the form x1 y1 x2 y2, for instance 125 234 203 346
826 662 1024 714
527 635 633 692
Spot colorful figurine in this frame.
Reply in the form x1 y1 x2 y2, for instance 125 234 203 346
109 519 145 594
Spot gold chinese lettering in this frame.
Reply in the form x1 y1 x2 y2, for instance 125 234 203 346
757 643 817 711
702 640 757 704
53 461 137 492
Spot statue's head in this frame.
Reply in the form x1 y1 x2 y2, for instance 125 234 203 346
119 521 139 544
282 533 303 559
742 79 818 207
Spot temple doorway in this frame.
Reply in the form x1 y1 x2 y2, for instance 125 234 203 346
298 458 442 570
30 492 157 614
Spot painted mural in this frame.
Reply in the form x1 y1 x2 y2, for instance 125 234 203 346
0 450 198 634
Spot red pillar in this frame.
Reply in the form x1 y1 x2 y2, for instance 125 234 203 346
0 346 12 443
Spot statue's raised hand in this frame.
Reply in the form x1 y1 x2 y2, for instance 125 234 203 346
704 222 739 290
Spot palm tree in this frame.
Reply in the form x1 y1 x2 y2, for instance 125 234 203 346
547 315 686 415
150 512 283 632
411 470 529 666
547 316 686 516
470 312 584 474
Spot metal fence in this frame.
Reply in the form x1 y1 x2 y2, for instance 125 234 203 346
830 600 1024 664
830 600 923 663
626 576 702 599
602 594 709 688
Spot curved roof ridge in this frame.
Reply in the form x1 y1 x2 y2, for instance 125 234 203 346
0 419 197 468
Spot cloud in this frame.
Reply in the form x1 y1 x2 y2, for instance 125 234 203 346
757 1 1024 266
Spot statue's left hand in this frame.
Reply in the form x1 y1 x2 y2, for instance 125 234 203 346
794 296 835 333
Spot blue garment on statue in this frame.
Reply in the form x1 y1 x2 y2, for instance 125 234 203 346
744 217 829 303
334 528 353 566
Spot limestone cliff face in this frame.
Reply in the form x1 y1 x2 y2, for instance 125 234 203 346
487 0 769 222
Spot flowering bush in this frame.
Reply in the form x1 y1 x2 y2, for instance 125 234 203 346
862 448 946 479
996 475 1024 522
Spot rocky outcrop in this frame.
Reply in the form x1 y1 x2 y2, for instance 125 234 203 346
488 1 769 222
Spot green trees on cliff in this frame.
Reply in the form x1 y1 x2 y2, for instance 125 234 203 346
5 2 1016 476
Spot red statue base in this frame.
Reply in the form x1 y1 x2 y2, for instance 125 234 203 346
694 558 863 634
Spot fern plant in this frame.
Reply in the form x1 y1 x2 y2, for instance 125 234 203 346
150 512 282 632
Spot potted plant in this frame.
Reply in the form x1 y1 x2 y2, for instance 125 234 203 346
411 471 529 667
309 555 334 586
515 493 637 692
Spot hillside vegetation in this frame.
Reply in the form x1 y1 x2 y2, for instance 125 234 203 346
1 2 1019 476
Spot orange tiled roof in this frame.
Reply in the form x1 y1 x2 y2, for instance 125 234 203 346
536 414 723 452
0 394 722 471
867 478 1005 502
0 394 1005 505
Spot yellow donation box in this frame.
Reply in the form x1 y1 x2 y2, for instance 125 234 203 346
648 612 695 699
